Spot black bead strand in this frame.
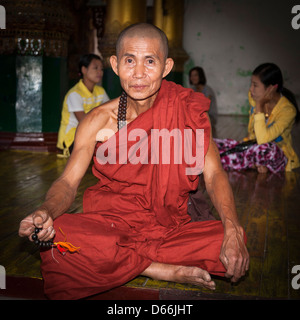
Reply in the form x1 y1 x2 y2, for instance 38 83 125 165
117 91 127 131
33 227 53 249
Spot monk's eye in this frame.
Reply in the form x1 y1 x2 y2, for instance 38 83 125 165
146 59 155 66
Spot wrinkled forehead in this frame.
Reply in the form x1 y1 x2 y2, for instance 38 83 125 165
118 35 161 52
117 27 168 59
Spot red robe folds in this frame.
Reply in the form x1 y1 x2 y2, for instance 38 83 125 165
40 80 227 299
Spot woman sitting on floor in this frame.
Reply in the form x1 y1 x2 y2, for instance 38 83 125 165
56 53 110 157
189 66 218 124
215 63 300 173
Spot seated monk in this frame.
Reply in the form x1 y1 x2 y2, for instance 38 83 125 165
18 23 249 300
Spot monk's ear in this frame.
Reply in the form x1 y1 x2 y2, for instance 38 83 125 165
162 58 174 78
110 55 119 76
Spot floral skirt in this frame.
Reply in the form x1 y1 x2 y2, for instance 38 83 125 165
214 138 287 173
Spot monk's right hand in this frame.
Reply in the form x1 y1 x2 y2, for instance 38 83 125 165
18 208 55 242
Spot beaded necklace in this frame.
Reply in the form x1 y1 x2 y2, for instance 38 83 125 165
117 91 127 131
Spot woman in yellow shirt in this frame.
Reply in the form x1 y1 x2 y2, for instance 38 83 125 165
57 54 110 157
215 63 299 173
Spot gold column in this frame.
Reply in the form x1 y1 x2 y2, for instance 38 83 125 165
99 0 147 65
106 0 147 26
153 0 188 72
153 0 163 30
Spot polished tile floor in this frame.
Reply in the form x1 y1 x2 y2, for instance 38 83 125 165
1 115 299 299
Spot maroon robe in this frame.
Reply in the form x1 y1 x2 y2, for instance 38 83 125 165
40 80 227 299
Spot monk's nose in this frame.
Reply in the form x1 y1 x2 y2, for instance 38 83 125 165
133 63 146 78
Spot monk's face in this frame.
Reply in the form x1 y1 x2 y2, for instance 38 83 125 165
110 36 173 102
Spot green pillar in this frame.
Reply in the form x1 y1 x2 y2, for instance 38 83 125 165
102 68 122 99
0 0 73 133
15 56 43 132
42 57 68 132
0 55 17 132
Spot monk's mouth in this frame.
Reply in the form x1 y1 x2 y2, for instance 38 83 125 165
130 85 148 90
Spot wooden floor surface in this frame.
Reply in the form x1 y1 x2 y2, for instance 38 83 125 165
0 115 299 300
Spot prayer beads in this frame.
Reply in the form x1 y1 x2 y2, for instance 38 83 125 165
117 91 127 131
32 227 53 248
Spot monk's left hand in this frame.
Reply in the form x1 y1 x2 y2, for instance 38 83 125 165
219 222 249 282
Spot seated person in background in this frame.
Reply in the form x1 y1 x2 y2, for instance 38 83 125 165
189 66 218 124
57 53 110 157
19 23 249 300
215 63 300 173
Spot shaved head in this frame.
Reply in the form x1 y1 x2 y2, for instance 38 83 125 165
116 23 169 60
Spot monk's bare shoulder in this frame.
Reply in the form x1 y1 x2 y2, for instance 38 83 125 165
78 98 119 142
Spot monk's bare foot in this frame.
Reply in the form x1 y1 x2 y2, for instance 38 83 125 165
256 165 268 173
141 262 216 290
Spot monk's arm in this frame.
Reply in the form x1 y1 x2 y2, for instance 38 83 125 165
18 111 99 240
202 136 249 281
203 138 241 230
38 148 92 220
